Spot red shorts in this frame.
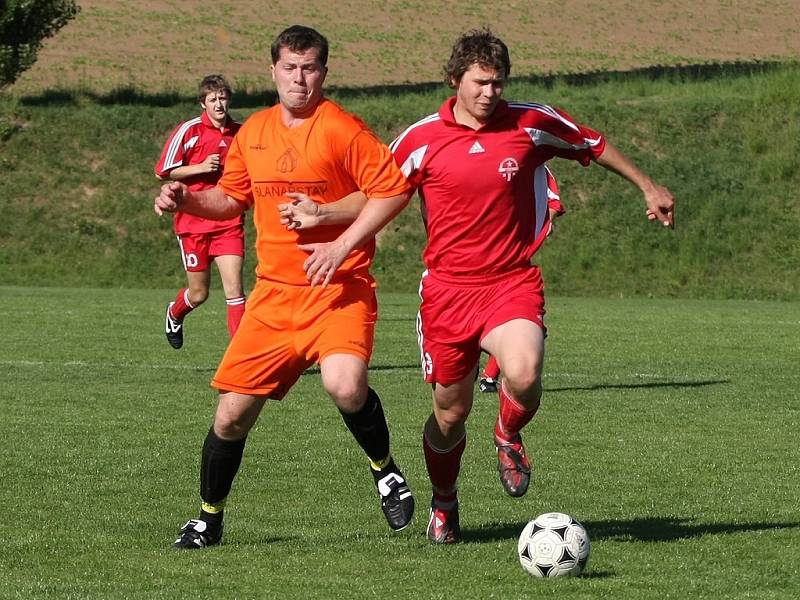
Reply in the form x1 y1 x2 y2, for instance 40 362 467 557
176 226 245 272
417 267 546 385
211 276 377 399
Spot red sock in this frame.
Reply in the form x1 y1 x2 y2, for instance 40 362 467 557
423 432 466 503
495 383 538 443
483 355 500 379
226 296 246 337
169 288 195 322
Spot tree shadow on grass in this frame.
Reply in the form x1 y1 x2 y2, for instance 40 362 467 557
464 516 800 545
546 379 729 393
16 59 794 108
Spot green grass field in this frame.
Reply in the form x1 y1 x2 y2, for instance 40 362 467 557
1 286 798 599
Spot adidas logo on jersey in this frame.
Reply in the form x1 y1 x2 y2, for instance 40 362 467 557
219 140 228 147
468 141 485 154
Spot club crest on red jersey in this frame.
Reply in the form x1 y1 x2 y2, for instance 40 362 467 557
498 157 519 181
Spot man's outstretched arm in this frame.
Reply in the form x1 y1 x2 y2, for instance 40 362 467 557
299 192 411 286
595 141 675 229
154 181 245 220
277 191 368 230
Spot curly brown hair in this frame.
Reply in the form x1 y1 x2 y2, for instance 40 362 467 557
444 28 511 88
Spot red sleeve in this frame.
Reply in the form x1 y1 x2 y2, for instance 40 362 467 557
388 132 424 195
155 122 188 177
527 105 606 166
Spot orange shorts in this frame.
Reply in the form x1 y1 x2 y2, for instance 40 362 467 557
211 276 377 399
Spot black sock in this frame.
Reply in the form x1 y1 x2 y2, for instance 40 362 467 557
339 387 391 466
200 427 247 507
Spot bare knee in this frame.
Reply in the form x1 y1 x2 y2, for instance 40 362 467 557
213 392 265 439
431 383 473 440
320 355 368 413
434 404 470 436
325 378 366 413
187 286 209 306
502 358 543 401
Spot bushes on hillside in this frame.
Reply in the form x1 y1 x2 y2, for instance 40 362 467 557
0 0 79 89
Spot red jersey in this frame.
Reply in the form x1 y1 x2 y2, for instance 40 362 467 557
390 97 605 280
155 112 243 234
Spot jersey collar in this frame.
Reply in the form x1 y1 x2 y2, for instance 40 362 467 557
439 96 509 129
200 110 233 132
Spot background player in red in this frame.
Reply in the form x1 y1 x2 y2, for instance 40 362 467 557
390 28 675 543
155 74 246 349
479 164 565 394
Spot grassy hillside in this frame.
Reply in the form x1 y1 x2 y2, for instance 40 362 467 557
1 62 798 299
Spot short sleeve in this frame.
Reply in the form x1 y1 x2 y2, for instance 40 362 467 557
218 131 253 207
155 123 187 177
345 130 411 199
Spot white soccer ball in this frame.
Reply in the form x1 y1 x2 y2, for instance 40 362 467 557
517 512 590 578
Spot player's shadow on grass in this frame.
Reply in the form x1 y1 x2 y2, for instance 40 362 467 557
465 516 800 545
546 378 729 393
303 363 422 375
585 517 800 542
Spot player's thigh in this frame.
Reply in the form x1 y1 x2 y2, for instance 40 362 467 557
185 268 211 299
210 227 245 297
213 254 244 297
431 370 475 425
481 318 545 386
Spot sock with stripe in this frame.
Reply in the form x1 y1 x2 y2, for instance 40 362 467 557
495 383 539 443
170 288 195 322
200 427 247 516
225 295 246 337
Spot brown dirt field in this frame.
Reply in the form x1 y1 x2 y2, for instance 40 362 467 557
11 0 800 95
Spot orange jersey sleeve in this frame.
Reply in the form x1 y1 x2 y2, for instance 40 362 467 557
218 100 410 285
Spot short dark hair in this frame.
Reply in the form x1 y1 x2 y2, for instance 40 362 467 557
271 25 329 66
197 74 232 102
444 28 511 87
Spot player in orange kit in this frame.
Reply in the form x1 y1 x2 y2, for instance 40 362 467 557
155 25 415 548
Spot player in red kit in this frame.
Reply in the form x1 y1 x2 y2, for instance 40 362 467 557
390 29 675 544
155 74 246 349
479 165 564 394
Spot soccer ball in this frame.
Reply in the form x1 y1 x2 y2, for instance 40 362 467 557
517 512 590 578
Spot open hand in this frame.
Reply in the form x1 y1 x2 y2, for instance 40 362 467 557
299 239 349 286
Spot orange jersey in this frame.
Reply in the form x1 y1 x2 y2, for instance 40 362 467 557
219 99 411 285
